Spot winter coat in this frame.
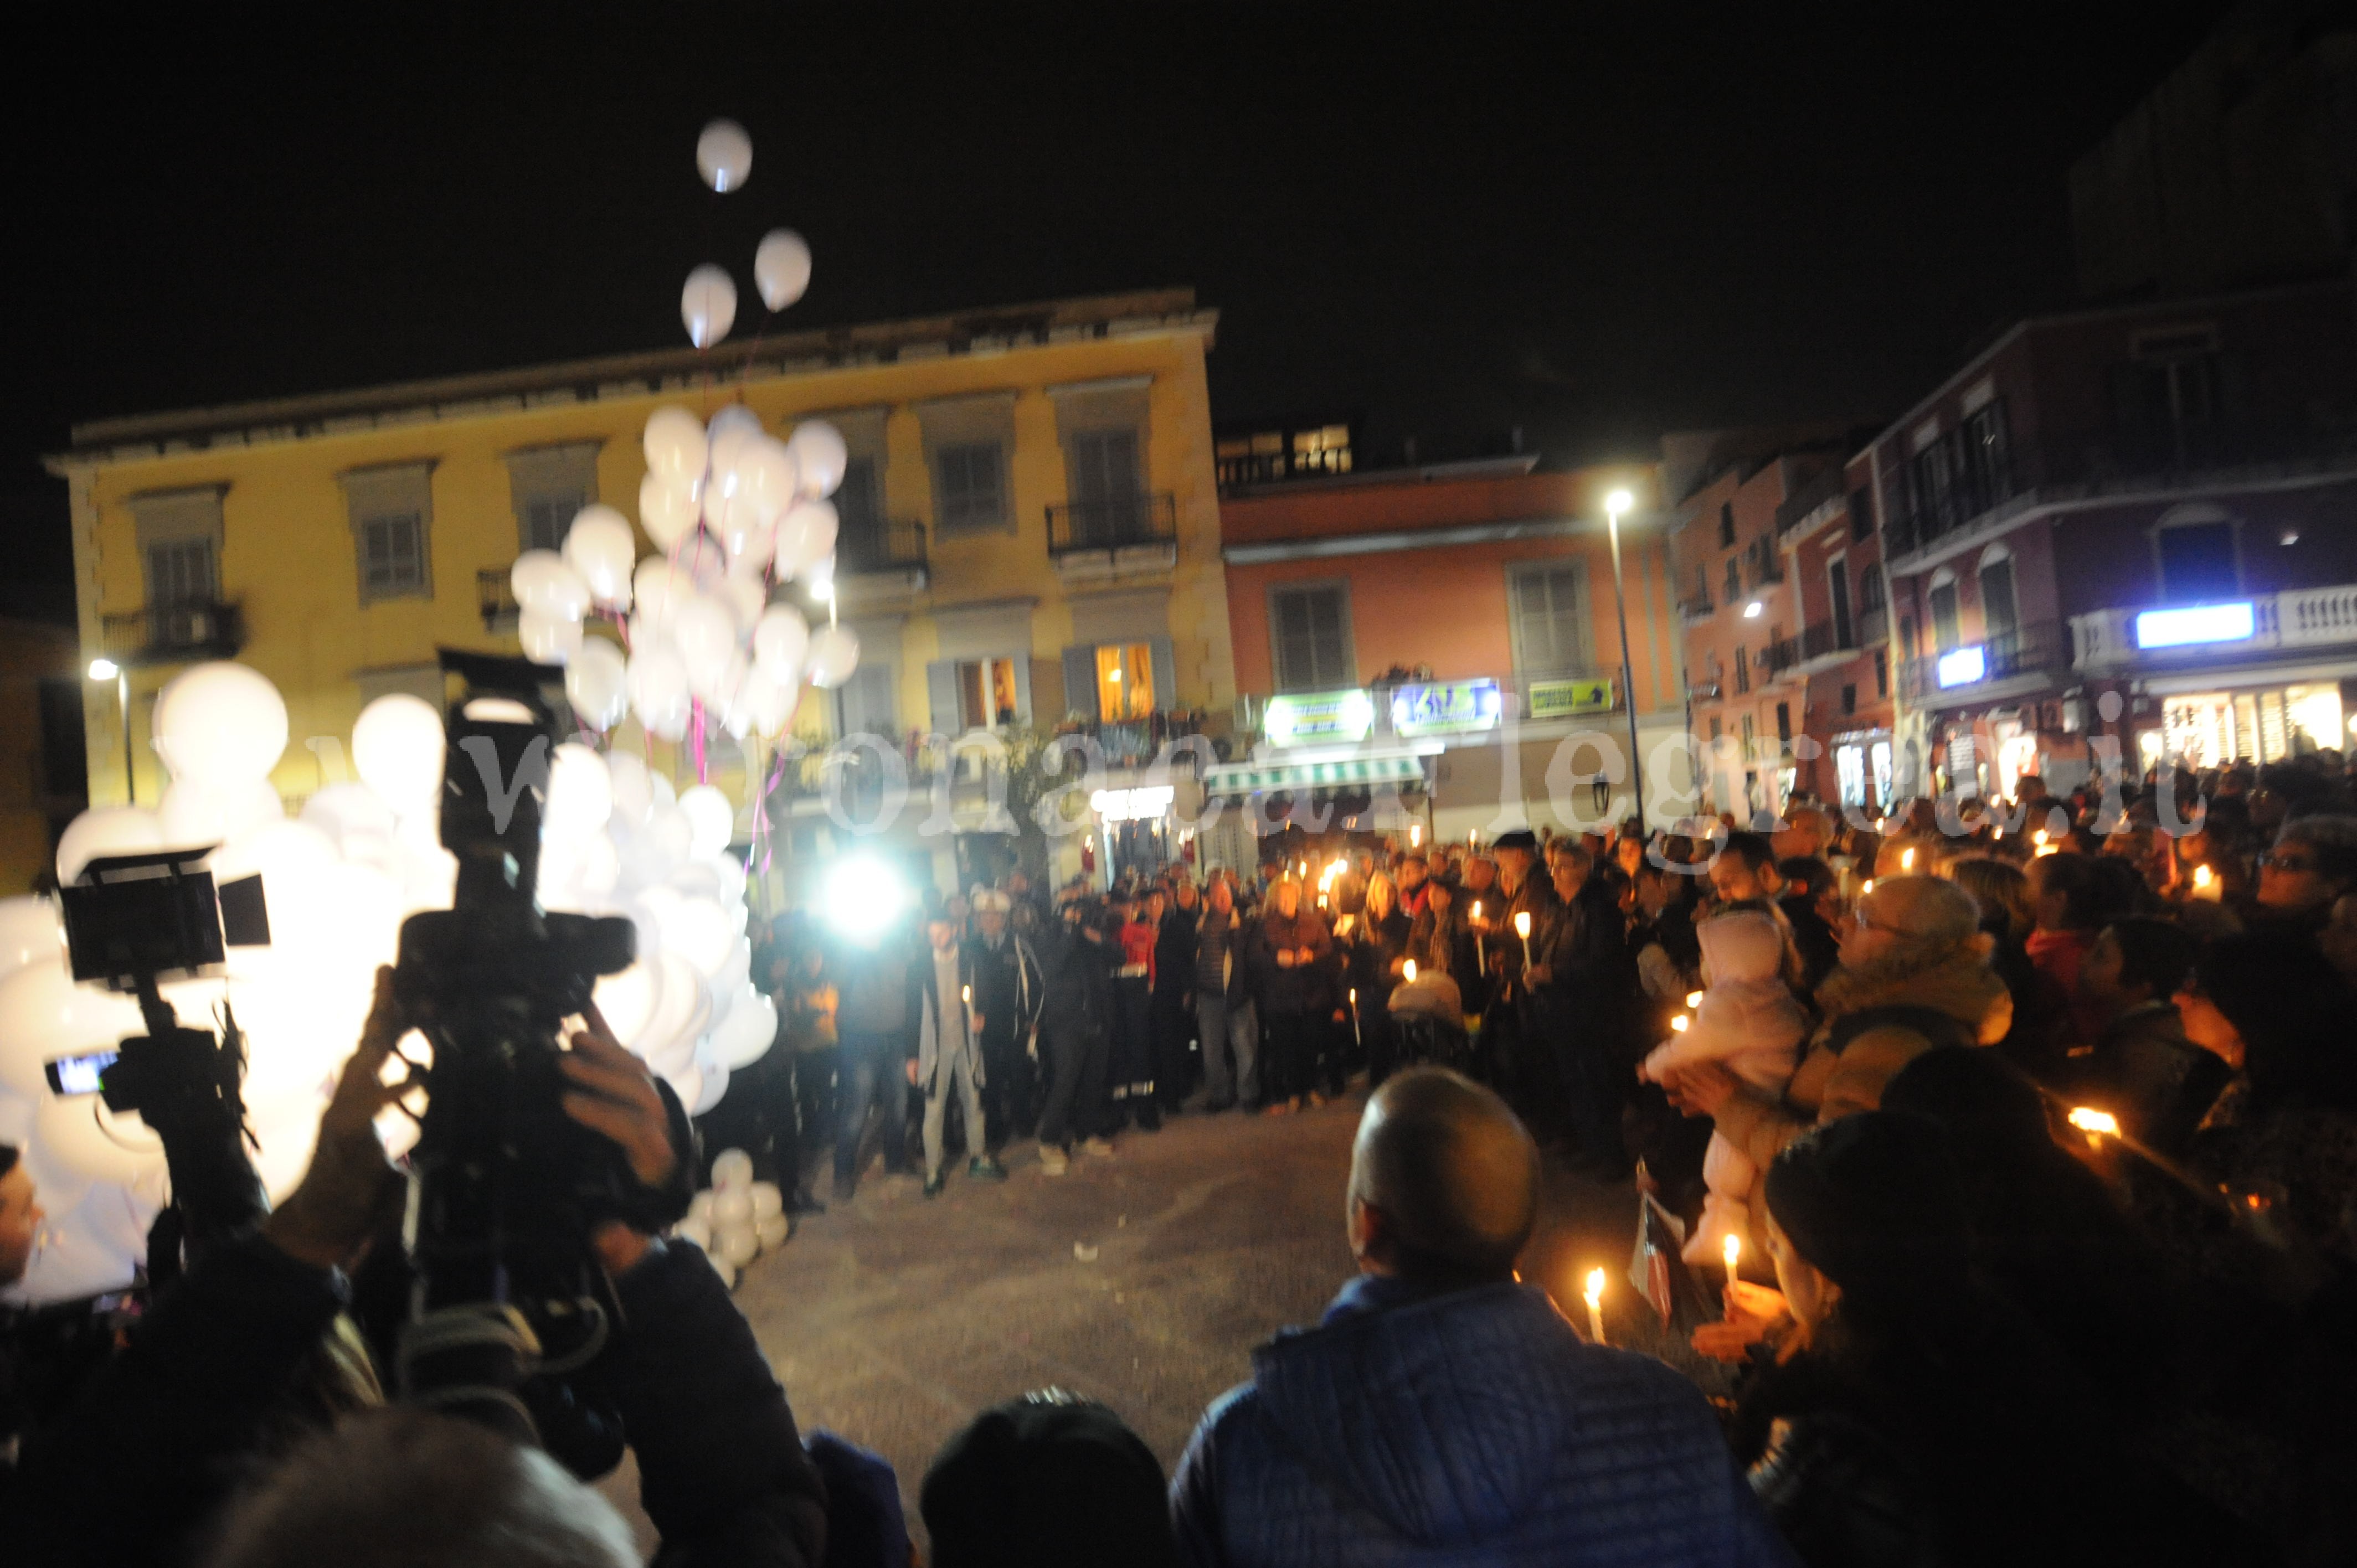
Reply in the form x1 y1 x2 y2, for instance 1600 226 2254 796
1249 904 1334 1017
1195 905 1249 1004
964 931 1042 1051
1040 928 1116 1049
1643 911 1809 1095
835 938 918 1043
2088 1002 2231 1157
1778 894 1841 997
1170 1275 1793 1568
1156 905 1201 1003
915 942 982 1087
1712 942 2010 1218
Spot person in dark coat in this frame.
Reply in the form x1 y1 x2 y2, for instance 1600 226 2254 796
2076 917 2227 1155
1525 842 1635 1176
832 919 922 1201
1246 878 1335 1115
1773 855 1843 999
1154 880 1203 1112
926 1390 1177 1568
1735 1111 2180 1568
1170 1069 1791 1567
1034 905 1120 1176
966 889 1044 1151
1339 870 1413 1087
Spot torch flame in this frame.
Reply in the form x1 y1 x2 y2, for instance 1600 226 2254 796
2067 1107 2120 1138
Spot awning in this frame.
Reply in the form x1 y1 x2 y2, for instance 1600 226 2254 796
1202 754 1428 796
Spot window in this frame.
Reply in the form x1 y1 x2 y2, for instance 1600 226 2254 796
361 513 428 599
934 441 1007 533
1849 486 1874 543
1859 561 1886 613
1095 643 1155 720
1718 503 1735 548
1874 649 1889 698
1270 584 1352 692
1928 580 1960 651
836 662 896 740
2113 330 2223 468
37 678 86 798
1708 716 1723 741
1694 563 1710 608
835 456 883 562
2155 509 2238 602
1900 613 1916 657
956 657 1022 729
1841 683 1858 716
1978 556 2018 642
1507 562 1591 679
1069 428 1143 539
518 491 583 555
1741 714 1755 745
504 442 599 556
1735 644 1751 694
1776 702 1792 742
147 538 217 607
1828 558 1854 648
1724 556 1741 603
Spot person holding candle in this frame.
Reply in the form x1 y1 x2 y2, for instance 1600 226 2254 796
2074 917 2225 1156
1640 909 1810 1264
1246 876 1335 1116
1170 1069 1788 1566
918 909 1006 1197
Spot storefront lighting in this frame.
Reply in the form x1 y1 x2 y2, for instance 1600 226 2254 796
2134 602 2256 649
1936 645 1987 688
1088 785 1176 822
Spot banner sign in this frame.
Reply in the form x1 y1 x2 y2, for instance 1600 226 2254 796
1525 677 1614 719
1264 688 1375 746
1390 678 1502 737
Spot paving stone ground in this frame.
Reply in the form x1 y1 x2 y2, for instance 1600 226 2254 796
600 1089 1686 1552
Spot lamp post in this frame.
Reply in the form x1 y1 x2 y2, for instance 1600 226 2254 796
1604 488 1648 836
89 658 133 804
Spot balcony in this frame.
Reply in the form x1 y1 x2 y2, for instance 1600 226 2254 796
837 518 929 601
1900 620 2068 706
1677 587 1715 621
1794 616 1876 674
100 600 246 665
1744 551 1785 590
2071 583 2357 676
1774 465 1847 538
1761 634 1803 680
1046 493 1178 584
477 569 519 633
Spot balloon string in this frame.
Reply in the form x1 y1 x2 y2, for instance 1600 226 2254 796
690 702 709 786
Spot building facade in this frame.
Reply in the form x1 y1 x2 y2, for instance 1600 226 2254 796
47 289 1237 896
1867 278 2357 797
0 613 87 893
1216 452 1686 862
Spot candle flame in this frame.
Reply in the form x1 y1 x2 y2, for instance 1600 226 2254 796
2067 1106 2120 1137
1583 1268 1605 1308
1410 824 1422 846
1514 911 1532 937
961 985 971 1003
1900 848 1916 871
1685 990 1704 1009
2193 864 2214 888
1670 1015 1690 1032
1403 958 1417 983
1471 901 1482 919
1349 988 1357 1004
1723 1233 1742 1271
1860 878 1874 896
2033 828 2048 845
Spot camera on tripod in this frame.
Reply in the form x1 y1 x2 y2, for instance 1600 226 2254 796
52 845 276 1256
394 650 686 1443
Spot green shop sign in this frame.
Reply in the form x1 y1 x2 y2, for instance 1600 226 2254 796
1525 677 1615 719
1263 688 1376 746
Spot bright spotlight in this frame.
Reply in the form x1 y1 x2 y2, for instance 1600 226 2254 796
825 854 909 944
88 658 120 680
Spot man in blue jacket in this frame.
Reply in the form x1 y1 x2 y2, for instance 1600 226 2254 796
1169 1067 1794 1567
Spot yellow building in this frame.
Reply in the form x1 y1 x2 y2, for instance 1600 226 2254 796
47 288 1236 893
0 612 87 893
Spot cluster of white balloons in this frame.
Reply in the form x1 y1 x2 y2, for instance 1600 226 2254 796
0 661 775 1307
681 118 814 349
671 1146 786 1289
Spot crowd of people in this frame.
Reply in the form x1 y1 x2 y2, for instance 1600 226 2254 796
2 748 2354 1564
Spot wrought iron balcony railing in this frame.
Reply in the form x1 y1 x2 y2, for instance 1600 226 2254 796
1046 493 1177 555
100 600 246 665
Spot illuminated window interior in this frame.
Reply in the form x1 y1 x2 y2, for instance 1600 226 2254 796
1095 642 1155 720
957 657 1021 729
2152 684 2344 767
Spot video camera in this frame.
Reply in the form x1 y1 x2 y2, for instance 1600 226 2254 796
54 846 274 1270
393 650 685 1444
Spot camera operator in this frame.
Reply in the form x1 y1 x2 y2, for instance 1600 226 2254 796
0 968 830 1567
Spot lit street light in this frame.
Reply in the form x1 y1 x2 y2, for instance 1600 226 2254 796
88 657 134 804
1604 488 1648 835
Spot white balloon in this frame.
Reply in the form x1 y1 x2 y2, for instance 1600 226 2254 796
543 743 614 838
709 988 776 1070
593 960 662 1050
784 422 848 499
716 573 770 635
751 606 810 682
662 896 737 978
663 1062 706 1122
806 625 861 689
677 786 735 860
711 1147 755 1192
707 1250 735 1290
675 1215 713 1252
518 608 584 666
153 663 289 787
716 1223 759 1267
209 818 338 935
158 777 284 849
707 403 764 448
626 647 693 742
695 118 752 193
672 529 730 591
689 649 748 713
563 504 637 607
606 751 655 830
511 550 591 620
0 896 61 982
631 559 697 638
638 471 703 550
754 229 812 311
352 695 446 817
681 265 738 350
55 805 164 887
755 1213 790 1251
0 961 145 1099
772 499 838 575
749 1181 785 1221
705 494 771 566
670 595 739 690
13 1186 149 1305
733 436 799 523
712 935 752 999
564 637 629 731
732 666 794 739
642 406 708 481
712 1188 754 1229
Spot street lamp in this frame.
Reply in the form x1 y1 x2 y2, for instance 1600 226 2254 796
1603 488 1648 837
88 657 134 804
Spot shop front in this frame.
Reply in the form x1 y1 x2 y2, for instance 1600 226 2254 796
2138 678 2351 771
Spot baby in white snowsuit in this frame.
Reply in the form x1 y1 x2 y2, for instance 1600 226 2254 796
1640 907 1809 1265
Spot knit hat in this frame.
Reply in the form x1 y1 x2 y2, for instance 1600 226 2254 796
920 1391 1177 1568
1764 1111 1970 1319
1857 874 1980 948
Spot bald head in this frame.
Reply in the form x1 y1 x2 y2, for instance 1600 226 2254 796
1347 1069 1540 1287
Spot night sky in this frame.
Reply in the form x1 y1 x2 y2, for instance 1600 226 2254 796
5 2 2234 591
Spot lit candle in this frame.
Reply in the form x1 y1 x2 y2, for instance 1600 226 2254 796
1722 1232 1742 1309
1583 1267 1607 1345
1471 901 1485 969
1685 991 1704 1010
1403 958 1418 984
1318 893 1328 910
960 983 975 1040
1410 824 1422 848
1860 878 1874 896
2032 828 2048 847
1670 1014 1690 1033
2067 1106 2119 1147
2191 863 2220 901
1348 986 1361 1046
1900 847 1916 872
1514 909 1532 971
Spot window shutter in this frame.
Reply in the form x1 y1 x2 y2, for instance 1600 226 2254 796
926 661 961 736
1010 656 1035 725
1062 645 1100 723
1149 633 1176 713
1030 657 1066 725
